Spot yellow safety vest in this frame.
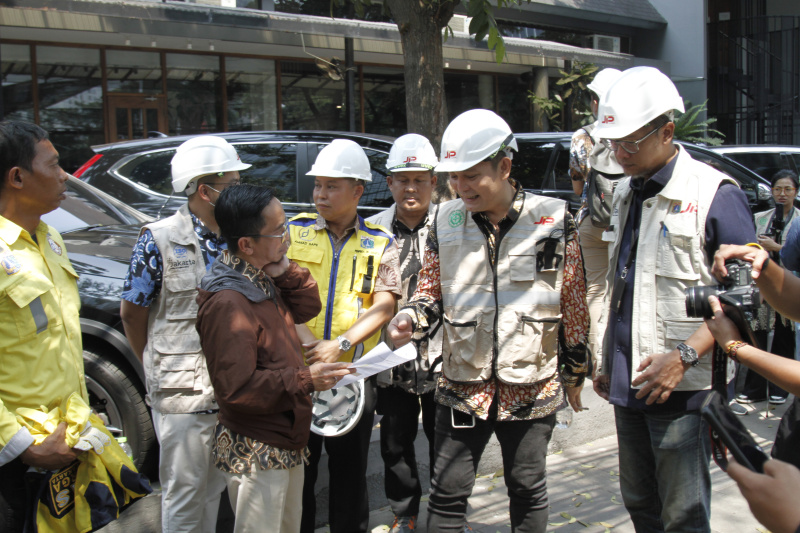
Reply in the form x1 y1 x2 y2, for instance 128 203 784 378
287 214 393 362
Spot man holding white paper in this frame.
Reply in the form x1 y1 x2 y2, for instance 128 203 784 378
388 110 589 532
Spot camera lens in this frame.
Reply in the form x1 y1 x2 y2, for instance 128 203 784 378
685 286 719 318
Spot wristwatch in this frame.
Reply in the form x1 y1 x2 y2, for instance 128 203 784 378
337 335 352 353
676 342 699 367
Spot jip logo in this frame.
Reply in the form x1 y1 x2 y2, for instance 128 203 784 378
602 115 615 124
444 151 457 159
404 156 417 163
534 216 555 225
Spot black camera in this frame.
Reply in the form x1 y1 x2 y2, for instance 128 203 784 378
684 260 762 346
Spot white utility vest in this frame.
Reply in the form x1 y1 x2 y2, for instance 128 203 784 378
141 204 216 413
598 146 738 391
436 193 567 384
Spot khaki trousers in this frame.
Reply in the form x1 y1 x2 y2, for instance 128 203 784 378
578 216 611 365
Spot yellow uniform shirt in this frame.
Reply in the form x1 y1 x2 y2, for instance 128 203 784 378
0 215 87 458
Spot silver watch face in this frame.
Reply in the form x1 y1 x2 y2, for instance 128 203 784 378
338 337 351 351
678 343 698 364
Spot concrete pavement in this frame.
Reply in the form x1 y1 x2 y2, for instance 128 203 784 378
100 387 788 533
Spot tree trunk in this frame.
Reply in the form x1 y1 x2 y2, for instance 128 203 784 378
385 0 458 202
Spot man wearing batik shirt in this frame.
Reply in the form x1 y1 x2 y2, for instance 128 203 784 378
388 109 589 533
120 136 249 533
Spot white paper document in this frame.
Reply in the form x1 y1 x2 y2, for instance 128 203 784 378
333 342 416 389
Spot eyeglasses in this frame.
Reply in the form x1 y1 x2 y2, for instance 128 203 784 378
601 124 663 154
237 226 289 243
772 187 797 194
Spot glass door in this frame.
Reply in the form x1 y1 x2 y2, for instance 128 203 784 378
107 95 168 142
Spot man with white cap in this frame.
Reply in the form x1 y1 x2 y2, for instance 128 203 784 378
367 134 442 532
388 109 589 532
287 139 401 533
569 67 623 366
120 135 249 532
592 67 756 532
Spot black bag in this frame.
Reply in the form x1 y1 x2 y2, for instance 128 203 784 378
771 396 800 469
582 124 625 229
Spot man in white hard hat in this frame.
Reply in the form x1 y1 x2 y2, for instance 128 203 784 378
569 67 623 367
120 135 249 532
592 66 756 532
287 139 401 533
366 134 442 533
388 109 589 532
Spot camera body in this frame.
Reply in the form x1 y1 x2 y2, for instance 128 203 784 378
685 260 762 346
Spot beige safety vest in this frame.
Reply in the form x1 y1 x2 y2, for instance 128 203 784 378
436 193 567 384
598 146 738 390
141 204 216 413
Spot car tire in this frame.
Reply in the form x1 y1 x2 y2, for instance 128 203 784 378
83 349 157 477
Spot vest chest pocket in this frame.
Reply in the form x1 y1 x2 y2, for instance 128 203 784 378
439 240 489 286
153 334 203 391
290 244 325 267
515 313 560 365
350 253 380 296
163 276 199 320
656 224 701 281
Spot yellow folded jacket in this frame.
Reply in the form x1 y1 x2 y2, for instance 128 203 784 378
16 393 152 533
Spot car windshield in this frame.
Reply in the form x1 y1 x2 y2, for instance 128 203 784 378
41 177 150 233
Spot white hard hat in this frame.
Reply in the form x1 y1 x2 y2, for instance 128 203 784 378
386 134 438 172
435 109 518 173
594 66 686 140
171 136 251 193
306 139 372 181
310 381 365 437
586 68 622 100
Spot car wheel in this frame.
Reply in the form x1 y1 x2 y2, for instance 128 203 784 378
83 349 157 476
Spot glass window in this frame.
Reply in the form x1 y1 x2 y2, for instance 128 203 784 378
360 148 393 209
280 61 350 131
445 72 494 120
726 152 787 180
226 57 277 131
511 140 554 190
235 143 298 202
116 150 176 195
166 53 221 135
497 74 532 133
1 44 34 123
36 46 104 174
106 50 162 94
361 66 405 137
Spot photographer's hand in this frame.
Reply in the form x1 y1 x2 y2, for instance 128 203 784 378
727 458 800 533
712 244 770 281
704 295 743 347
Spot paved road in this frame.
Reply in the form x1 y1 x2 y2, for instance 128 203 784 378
100 386 788 532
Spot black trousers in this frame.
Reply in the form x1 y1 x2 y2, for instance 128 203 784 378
377 386 436 518
300 379 377 533
742 316 796 400
0 458 32 533
427 404 555 532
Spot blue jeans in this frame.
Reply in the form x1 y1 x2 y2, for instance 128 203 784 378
427 404 555 532
614 406 712 533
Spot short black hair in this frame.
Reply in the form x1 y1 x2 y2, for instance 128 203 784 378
0 121 50 196
215 184 275 255
771 169 799 189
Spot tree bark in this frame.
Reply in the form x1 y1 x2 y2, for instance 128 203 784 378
385 0 458 202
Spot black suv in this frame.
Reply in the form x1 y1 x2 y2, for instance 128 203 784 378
44 177 157 475
75 131 396 219
512 132 774 214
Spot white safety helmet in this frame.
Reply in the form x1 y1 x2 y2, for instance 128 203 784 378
309 381 365 437
386 134 438 173
171 135 251 194
435 109 518 173
586 68 622 100
306 139 372 181
594 66 686 140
